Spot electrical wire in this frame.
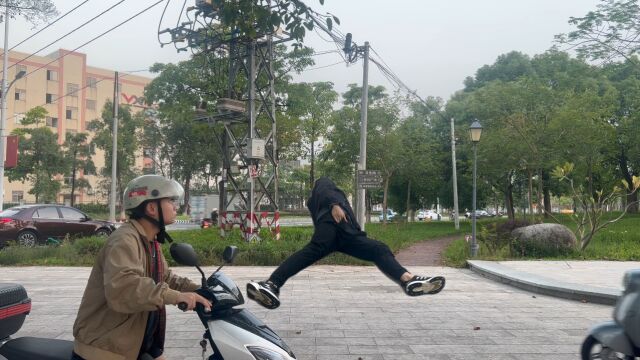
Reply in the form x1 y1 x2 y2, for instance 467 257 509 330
157 0 172 46
4 0 127 75
305 60 344 71
9 0 90 51
20 0 165 81
173 0 187 51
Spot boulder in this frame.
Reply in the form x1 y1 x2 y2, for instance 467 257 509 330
511 223 577 256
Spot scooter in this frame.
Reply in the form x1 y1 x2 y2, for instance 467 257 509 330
0 244 296 360
201 218 213 229
171 243 296 359
581 268 640 360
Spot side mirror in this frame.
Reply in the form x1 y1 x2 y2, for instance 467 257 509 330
222 246 238 263
170 243 200 267
82 216 91 222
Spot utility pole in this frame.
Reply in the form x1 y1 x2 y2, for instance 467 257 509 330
0 4 10 210
450 117 460 229
357 41 370 230
109 72 119 222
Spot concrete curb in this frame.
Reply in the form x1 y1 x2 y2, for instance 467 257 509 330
467 260 621 305
174 219 198 224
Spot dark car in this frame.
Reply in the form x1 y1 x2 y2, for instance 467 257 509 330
0 204 116 247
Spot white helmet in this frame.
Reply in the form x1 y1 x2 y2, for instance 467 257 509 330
123 175 184 211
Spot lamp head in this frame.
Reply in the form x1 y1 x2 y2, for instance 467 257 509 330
469 120 482 143
15 70 26 80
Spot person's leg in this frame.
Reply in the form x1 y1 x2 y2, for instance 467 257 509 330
338 235 407 281
338 234 445 296
247 221 339 308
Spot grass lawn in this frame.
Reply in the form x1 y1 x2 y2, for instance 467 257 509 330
444 213 640 267
0 221 465 266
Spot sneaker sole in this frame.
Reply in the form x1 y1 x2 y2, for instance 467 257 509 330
407 276 446 296
247 282 281 309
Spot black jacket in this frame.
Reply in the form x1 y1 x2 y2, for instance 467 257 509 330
307 177 362 233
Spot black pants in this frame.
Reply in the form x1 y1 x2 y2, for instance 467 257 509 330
269 220 408 288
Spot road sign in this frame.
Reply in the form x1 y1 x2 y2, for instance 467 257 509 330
357 170 382 189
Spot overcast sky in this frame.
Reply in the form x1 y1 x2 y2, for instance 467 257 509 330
10 0 601 101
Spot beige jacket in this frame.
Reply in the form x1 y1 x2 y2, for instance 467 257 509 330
72 220 198 360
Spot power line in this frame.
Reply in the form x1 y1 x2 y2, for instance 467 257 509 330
19 0 164 81
306 61 344 71
157 0 172 46
9 0 90 52
4 0 127 76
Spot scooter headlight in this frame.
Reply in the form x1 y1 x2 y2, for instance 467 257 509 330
247 346 288 360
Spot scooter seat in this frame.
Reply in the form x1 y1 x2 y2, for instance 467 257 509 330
0 336 73 360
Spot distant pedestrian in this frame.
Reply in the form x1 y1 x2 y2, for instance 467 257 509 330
247 177 445 309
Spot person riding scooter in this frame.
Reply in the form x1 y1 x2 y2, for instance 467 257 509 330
582 268 640 359
71 175 211 360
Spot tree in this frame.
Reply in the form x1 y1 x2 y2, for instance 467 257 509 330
208 0 338 47
88 102 143 210
556 0 640 65
2 0 58 26
286 81 337 186
62 132 95 206
602 59 640 212
7 106 66 202
553 162 640 250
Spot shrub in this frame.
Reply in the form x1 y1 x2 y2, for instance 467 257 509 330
478 219 532 255
74 236 106 256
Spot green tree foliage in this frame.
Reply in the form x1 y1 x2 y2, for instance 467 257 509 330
3 0 58 26
553 162 640 250
62 132 95 207
7 106 66 202
207 0 338 47
88 102 143 208
556 0 640 65
286 81 337 186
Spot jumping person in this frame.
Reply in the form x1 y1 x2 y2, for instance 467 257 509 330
247 177 445 309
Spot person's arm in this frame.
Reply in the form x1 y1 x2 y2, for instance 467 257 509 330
163 257 200 292
318 190 344 211
103 236 182 313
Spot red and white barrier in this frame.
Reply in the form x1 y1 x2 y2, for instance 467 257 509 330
220 211 281 241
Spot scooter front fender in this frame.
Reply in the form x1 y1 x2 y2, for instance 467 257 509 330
589 320 637 355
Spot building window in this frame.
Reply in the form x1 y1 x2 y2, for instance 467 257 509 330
11 191 23 203
86 77 97 88
46 69 58 81
46 116 58 128
67 83 79 97
66 107 78 120
46 93 55 104
14 89 25 101
85 99 96 110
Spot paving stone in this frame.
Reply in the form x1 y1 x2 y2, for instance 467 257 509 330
4 265 610 358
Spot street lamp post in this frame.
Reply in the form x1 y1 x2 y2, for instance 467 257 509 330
469 120 483 257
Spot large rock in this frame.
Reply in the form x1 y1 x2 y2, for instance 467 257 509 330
511 223 577 256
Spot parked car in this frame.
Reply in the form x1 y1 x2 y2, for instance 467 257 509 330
416 209 441 221
378 209 396 222
0 204 116 247
464 210 490 219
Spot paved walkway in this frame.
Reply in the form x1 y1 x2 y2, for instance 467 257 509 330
2 264 615 359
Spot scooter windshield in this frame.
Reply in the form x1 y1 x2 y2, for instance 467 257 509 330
207 272 244 308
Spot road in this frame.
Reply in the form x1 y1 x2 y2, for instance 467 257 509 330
166 216 453 231
5 265 609 359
